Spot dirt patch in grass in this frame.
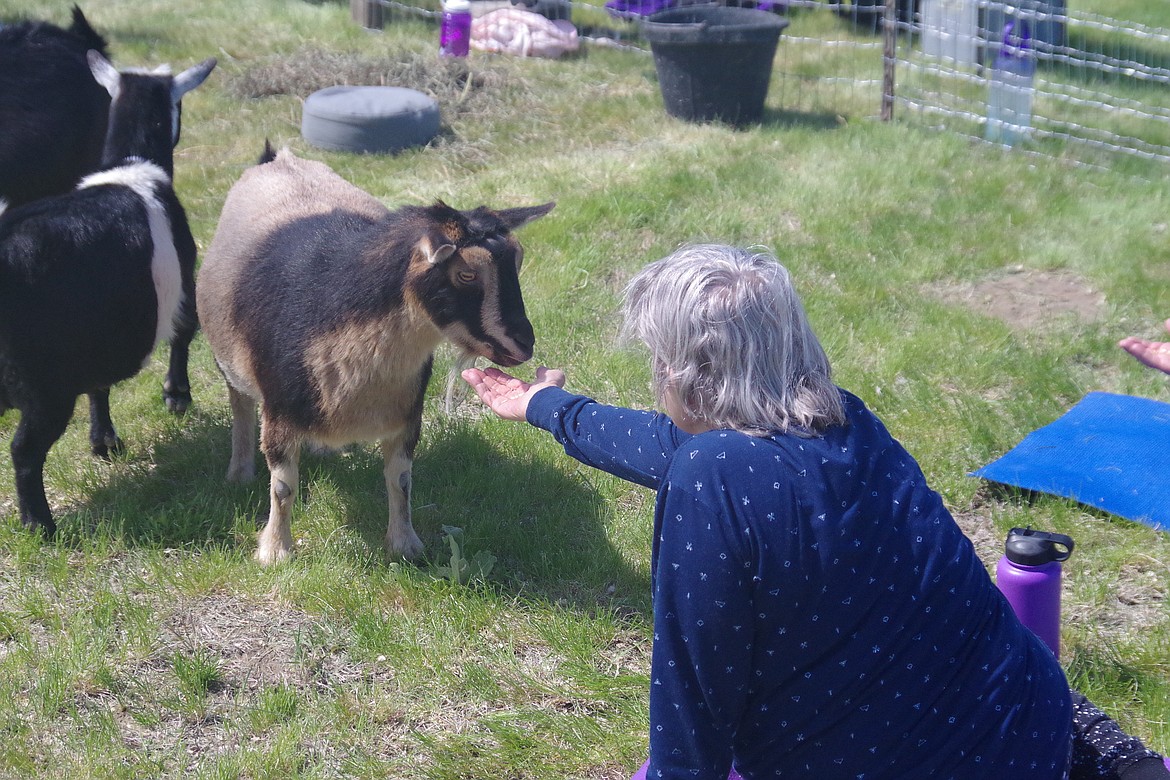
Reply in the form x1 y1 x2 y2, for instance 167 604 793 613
161 593 333 692
102 592 404 772
929 266 1107 332
950 502 1003 569
1103 575 1167 636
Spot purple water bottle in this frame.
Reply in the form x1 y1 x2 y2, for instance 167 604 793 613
440 0 472 57
985 20 1036 146
996 527 1074 658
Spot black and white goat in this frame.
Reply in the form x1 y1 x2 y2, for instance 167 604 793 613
0 6 201 420
0 52 216 537
196 146 553 564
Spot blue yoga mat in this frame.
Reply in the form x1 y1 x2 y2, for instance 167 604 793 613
972 392 1170 531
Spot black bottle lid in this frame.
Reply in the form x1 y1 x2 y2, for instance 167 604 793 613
1004 527 1075 566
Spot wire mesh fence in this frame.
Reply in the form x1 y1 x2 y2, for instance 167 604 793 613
355 0 1170 173
895 0 1170 173
360 0 895 117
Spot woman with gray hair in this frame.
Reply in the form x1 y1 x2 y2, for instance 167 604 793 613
463 244 1166 780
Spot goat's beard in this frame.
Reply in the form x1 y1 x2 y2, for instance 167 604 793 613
443 350 480 415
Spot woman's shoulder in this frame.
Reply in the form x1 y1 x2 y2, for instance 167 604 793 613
672 390 894 464
671 429 788 476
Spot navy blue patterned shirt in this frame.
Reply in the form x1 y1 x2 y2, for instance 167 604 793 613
527 386 1072 779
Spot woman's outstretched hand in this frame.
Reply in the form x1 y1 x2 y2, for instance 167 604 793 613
462 365 566 422
1119 318 1170 376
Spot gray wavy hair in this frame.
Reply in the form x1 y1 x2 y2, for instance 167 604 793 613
621 244 846 436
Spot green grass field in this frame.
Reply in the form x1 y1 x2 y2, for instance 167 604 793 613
0 0 1167 777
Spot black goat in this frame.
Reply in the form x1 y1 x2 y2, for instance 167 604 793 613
0 5 109 208
0 5 201 426
0 52 216 537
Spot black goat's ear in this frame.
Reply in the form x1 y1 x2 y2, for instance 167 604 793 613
173 58 217 101
422 240 457 266
495 202 555 231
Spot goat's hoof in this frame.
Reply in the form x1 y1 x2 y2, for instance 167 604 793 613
253 545 291 566
163 385 191 415
21 517 57 540
91 434 125 460
225 464 256 483
164 390 191 413
386 530 426 561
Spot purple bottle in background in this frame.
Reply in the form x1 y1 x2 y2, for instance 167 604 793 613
996 527 1075 658
985 20 1036 146
440 0 472 57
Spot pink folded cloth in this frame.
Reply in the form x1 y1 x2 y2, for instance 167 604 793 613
470 7 579 58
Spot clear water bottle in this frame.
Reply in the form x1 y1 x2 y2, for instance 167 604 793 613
995 527 1074 658
440 0 472 57
985 20 1036 146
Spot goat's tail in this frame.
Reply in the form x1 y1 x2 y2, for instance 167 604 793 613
258 139 278 166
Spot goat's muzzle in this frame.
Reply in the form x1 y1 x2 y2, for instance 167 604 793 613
495 324 535 367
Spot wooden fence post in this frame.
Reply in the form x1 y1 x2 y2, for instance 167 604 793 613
881 0 896 121
351 0 385 29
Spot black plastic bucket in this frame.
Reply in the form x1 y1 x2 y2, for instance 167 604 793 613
641 5 789 127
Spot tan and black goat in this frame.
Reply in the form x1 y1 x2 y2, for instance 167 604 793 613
196 146 553 564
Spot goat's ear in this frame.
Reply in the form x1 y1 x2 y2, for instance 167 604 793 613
173 58 217 101
87 50 120 99
495 202 555 231
421 239 457 266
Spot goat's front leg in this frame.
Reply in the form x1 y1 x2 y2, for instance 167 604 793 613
256 413 300 565
12 398 74 538
380 429 424 560
87 388 124 459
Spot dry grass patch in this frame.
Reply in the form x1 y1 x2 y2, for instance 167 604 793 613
227 46 523 124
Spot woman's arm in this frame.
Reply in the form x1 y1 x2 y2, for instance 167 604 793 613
463 366 690 489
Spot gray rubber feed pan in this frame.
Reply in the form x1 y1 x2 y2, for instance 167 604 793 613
301 86 440 154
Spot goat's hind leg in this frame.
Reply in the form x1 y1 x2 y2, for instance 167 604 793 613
255 412 300 565
162 307 196 415
11 398 74 538
87 388 124 459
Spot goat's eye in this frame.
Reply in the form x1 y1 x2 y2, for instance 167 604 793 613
457 270 477 284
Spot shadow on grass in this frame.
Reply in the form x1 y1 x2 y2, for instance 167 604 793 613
977 480 1158 532
760 106 846 130
44 409 649 615
638 96 847 132
351 423 653 614
50 407 256 550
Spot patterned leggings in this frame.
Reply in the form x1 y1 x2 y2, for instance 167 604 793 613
1071 692 1169 780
